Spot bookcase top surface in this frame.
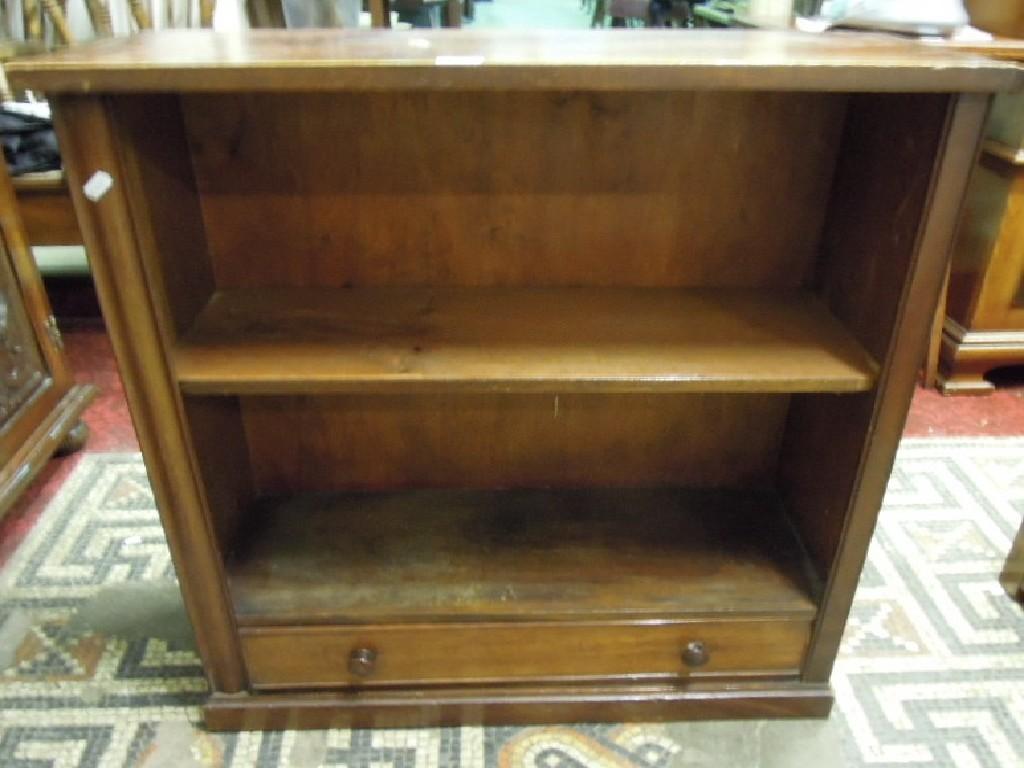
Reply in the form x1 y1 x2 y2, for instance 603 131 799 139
7 28 1020 93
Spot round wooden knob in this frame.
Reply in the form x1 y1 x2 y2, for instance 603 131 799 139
682 640 709 668
348 647 377 677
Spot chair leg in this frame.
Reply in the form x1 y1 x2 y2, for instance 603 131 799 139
369 0 390 27
128 0 153 28
445 0 461 27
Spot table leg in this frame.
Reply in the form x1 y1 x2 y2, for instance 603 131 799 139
369 0 390 27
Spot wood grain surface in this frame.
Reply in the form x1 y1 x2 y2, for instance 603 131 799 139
0 154 95 520
36 30 997 724
240 619 811 689
203 682 833 730
50 95 248 693
798 94 991 679
781 94 953 581
6 29 1019 93
176 288 878 394
11 173 80 246
226 488 819 624
183 91 844 291
239 393 788 492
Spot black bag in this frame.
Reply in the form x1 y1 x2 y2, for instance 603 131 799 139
1 108 60 176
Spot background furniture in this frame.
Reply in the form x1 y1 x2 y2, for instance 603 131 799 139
938 105 1024 394
592 1 695 29
12 171 81 247
375 0 461 27
918 38 1024 393
965 0 1024 40
693 1 735 26
9 29 1013 729
0 162 93 519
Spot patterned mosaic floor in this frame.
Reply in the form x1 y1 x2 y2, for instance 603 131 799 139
0 441 1021 767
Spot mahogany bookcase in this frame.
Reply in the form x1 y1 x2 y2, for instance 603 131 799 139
7 29 1016 729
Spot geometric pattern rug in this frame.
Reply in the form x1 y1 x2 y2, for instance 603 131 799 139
833 439 1024 767
0 440 1021 767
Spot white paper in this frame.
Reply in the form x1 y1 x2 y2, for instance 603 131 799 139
82 171 114 202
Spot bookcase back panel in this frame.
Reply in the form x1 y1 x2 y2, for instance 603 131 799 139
240 393 787 493
182 91 846 289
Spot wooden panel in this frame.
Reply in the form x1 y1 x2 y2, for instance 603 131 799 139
816 94 959 361
226 488 819 624
241 620 811 689
182 397 253 558
0 157 71 390
790 94 990 680
50 95 247 693
242 393 788 492
12 174 81 246
938 132 1024 390
0 152 93 517
0 235 50 421
781 94 953 580
204 683 832 730
922 261 950 389
968 166 1024 329
183 91 845 289
6 30 1019 94
941 36 1024 62
946 156 1012 324
0 385 94 520
938 321 1024 395
108 95 215 337
176 288 878 395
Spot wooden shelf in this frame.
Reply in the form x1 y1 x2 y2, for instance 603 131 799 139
11 171 67 192
176 287 878 395
227 488 820 626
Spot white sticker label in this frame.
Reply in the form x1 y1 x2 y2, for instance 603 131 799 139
435 55 485 66
408 37 431 49
82 171 113 202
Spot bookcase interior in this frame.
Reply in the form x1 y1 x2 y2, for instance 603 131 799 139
111 87 951 634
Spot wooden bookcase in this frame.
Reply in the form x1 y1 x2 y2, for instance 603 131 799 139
7 29 1015 729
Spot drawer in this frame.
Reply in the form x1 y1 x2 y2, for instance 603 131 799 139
241 619 810 690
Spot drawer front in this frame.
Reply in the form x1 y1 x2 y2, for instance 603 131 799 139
241 620 810 690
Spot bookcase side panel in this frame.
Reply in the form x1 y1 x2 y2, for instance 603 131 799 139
51 94 247 693
781 94 953 581
781 93 990 681
107 96 257 562
107 95 216 337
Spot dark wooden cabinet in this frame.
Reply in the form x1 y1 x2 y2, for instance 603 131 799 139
0 163 93 517
939 91 1024 394
919 38 1024 393
8 29 1014 729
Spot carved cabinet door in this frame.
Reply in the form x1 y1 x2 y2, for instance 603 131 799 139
0 163 92 516
0 231 53 429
